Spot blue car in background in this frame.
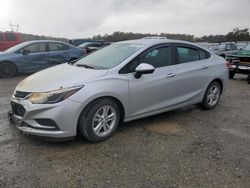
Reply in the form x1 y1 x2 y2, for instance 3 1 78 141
0 40 84 77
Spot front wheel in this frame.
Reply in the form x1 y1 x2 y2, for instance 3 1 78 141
201 82 222 109
0 62 17 78
78 98 120 142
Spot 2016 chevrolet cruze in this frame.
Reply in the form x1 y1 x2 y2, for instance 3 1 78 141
9 38 229 142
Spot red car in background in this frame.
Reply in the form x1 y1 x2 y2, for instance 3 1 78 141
0 32 21 51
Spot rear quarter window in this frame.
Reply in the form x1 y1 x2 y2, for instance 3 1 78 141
199 49 211 60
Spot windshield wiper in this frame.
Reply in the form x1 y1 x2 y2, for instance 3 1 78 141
75 64 95 69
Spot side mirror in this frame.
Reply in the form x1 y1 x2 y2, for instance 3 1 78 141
22 49 30 55
134 63 155 79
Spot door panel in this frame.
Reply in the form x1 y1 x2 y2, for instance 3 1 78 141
174 45 211 104
18 43 49 72
128 66 178 117
127 44 179 117
173 60 210 103
20 52 49 72
47 43 70 65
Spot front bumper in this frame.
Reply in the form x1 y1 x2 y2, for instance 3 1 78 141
9 98 82 138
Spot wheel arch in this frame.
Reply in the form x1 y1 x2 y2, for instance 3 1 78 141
208 78 224 93
0 60 19 76
76 96 126 133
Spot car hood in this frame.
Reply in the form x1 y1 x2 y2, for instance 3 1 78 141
16 63 109 92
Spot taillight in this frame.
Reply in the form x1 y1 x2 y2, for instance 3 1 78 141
225 61 235 69
82 48 87 55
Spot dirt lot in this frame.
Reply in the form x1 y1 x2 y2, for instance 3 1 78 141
0 75 250 188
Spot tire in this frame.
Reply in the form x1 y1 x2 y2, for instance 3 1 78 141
201 81 222 110
219 54 225 59
0 62 17 78
229 71 235 79
78 98 120 142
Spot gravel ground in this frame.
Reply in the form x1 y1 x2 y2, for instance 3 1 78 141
0 75 249 188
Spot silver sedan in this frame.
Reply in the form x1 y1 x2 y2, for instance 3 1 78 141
9 38 229 142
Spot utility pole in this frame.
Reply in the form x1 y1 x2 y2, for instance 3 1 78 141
9 22 20 32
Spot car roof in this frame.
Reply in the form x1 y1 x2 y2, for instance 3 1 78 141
118 39 207 50
21 40 71 45
219 42 235 45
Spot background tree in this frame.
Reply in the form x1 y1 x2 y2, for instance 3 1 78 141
226 28 250 42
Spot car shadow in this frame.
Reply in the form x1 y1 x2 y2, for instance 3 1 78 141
19 105 202 146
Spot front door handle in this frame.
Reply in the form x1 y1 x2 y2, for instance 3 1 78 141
166 73 175 78
201 65 208 69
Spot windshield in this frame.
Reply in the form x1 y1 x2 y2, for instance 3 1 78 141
75 43 144 69
243 44 250 51
5 41 31 53
218 44 226 50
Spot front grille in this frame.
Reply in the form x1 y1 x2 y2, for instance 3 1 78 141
11 102 26 117
14 90 31 99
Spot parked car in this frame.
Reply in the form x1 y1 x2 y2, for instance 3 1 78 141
209 42 237 58
0 40 84 77
9 39 228 142
226 43 250 83
78 41 111 54
0 32 21 51
208 44 219 52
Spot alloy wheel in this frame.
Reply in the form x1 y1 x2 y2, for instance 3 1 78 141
92 105 117 137
207 85 220 107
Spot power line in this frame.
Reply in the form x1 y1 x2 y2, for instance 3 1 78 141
9 22 20 32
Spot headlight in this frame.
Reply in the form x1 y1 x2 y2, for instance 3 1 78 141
28 86 83 104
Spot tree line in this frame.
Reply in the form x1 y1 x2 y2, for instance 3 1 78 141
7 27 250 44
93 28 250 43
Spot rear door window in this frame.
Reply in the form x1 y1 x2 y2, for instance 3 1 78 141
177 46 199 63
48 43 69 51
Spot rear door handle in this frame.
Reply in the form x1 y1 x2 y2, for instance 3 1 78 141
166 73 175 78
201 65 208 69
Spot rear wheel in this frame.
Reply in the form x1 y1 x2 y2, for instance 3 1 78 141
0 62 17 78
78 98 120 142
201 82 222 109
